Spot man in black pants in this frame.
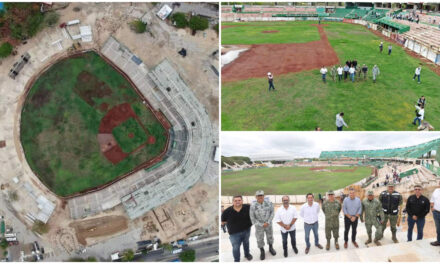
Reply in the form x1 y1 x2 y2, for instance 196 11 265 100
342 188 362 248
222 196 253 262
406 185 430 241
267 72 275 92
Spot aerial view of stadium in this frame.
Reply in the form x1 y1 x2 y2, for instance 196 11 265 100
221 2 440 131
221 132 440 261
0 2 219 262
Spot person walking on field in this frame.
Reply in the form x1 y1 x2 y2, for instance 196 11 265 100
349 66 355 82
372 65 380 83
331 65 337 82
388 44 392 55
361 190 383 246
221 195 254 262
379 183 403 243
322 190 341 250
361 64 368 80
250 190 276 260
413 65 422 84
379 41 383 53
337 65 343 81
336 112 348 131
267 72 275 91
413 104 424 126
343 188 362 249
406 185 430 241
300 193 324 254
274 196 299 258
343 64 349 80
320 66 328 83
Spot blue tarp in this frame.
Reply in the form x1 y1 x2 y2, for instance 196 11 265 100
131 55 142 65
0 3 4 10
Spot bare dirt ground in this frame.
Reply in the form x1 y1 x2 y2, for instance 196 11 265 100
222 24 339 82
69 215 129 246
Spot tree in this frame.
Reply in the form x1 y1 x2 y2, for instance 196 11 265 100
32 220 49 234
171 12 188 28
44 11 60 27
161 243 173 252
121 249 134 262
188 16 209 33
0 42 13 58
179 249 196 262
129 20 147 34
86 256 97 262
0 239 8 250
7 191 18 201
212 23 219 34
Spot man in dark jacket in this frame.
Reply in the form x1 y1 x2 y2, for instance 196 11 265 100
406 185 430 241
379 183 402 243
222 195 254 262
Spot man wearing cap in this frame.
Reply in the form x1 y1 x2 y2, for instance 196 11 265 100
250 190 276 260
274 196 299 257
430 183 440 246
322 190 342 250
300 193 323 254
267 72 275 91
342 188 362 248
406 185 430 241
361 190 383 245
379 183 403 243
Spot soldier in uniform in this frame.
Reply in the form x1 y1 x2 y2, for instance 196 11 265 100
379 183 403 243
250 190 276 260
322 190 342 250
360 190 384 246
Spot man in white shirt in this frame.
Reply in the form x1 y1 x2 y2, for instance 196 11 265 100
413 104 424 126
320 66 328 83
336 112 348 131
413 65 422 84
430 186 440 246
337 65 343 81
275 196 299 257
300 193 323 254
349 66 355 82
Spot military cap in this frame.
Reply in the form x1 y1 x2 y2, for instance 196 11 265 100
255 190 264 196
387 182 395 187
367 190 374 195
327 190 335 195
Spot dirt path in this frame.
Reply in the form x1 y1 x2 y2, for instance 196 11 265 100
368 28 440 77
69 215 128 246
222 24 340 82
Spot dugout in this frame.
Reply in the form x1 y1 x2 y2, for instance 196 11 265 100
376 17 410 33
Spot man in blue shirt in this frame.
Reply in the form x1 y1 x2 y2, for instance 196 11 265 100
343 188 362 248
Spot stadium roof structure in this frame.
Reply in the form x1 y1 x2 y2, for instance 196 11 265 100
376 17 410 33
320 138 440 160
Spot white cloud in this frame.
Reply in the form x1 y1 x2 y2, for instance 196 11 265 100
221 132 440 158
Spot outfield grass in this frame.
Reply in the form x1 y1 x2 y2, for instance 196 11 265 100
112 118 148 153
21 51 167 196
222 21 320 45
221 21 440 130
221 166 372 195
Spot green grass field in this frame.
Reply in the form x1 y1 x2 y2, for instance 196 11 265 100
222 21 320 45
222 21 440 130
112 118 148 153
221 166 372 195
20 51 168 197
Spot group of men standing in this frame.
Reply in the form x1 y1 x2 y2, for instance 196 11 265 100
221 183 440 262
320 62 380 84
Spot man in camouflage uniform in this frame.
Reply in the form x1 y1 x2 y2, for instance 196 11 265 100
360 190 384 246
322 190 341 250
379 183 403 243
250 190 276 260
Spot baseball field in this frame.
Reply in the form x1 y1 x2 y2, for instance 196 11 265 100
20 51 168 197
221 21 440 131
221 166 372 196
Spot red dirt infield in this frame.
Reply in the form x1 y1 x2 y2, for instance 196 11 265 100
222 24 339 82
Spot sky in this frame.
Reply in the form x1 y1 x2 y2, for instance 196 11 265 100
221 132 440 159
